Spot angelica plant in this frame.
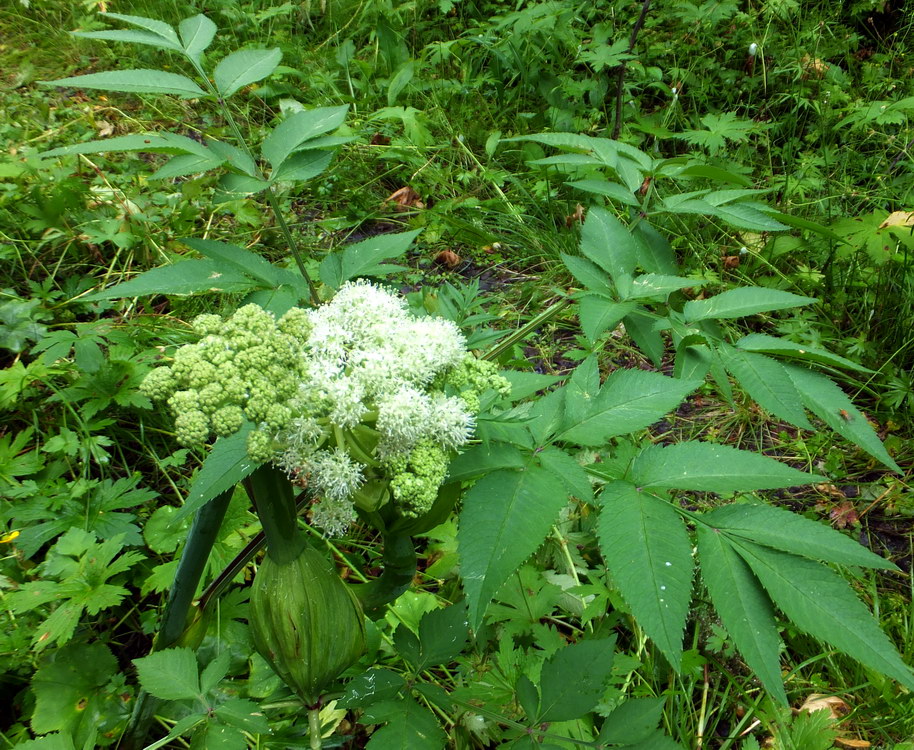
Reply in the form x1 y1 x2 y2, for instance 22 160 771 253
141 281 509 536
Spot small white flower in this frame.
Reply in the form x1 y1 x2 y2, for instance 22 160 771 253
310 496 357 537
377 387 434 447
307 447 364 501
429 394 475 449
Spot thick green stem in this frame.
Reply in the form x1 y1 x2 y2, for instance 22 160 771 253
124 488 233 749
245 464 308 564
308 707 322 750
351 532 417 618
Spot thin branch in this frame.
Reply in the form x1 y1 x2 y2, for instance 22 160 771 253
612 0 652 139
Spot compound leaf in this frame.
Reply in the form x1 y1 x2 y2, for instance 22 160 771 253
538 637 617 722
214 47 281 98
684 287 816 322
43 70 206 98
719 346 812 428
133 647 200 701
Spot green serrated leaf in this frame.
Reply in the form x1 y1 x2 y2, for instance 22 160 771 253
133 647 200 701
43 70 206 98
149 152 225 180
784 364 900 472
214 47 282 98
703 502 897 570
538 637 617 721
580 207 637 286
179 15 217 63
176 425 257 521
446 443 527 482
735 542 914 690
270 149 333 183
261 105 349 170
557 369 699 446
84 259 255 300
567 179 640 205
719 346 812 428
735 334 870 373
458 465 569 629
597 482 692 667
711 203 788 231
73 29 183 51
631 442 825 491
561 253 614 294
684 287 817 322
181 238 281 287
414 603 469 670
597 697 666 744
39 132 212 160
338 669 407 708
200 651 231 694
215 698 271 734
537 446 594 503
695 524 786 704
98 12 181 45
631 221 679 275
623 310 666 366
626 274 705 300
362 697 447 749
577 295 635 343
320 230 420 288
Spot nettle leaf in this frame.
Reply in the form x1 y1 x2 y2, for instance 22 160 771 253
177 425 257 521
598 481 693 667
85 259 255 300
179 14 217 63
718 346 812 428
458 464 569 629
213 47 282 98
537 445 594 503
261 105 350 170
134 647 201 701
538 637 617 722
597 697 667 745
703 502 897 570
632 442 825 492
784 364 900 472
695 524 785 704
683 287 816 322
561 253 614 294
181 238 283 287
580 207 637 287
557 369 700 446
43 70 207 98
735 541 914 691
736 333 870 373
632 221 678 275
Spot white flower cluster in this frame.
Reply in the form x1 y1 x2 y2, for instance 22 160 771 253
266 282 477 535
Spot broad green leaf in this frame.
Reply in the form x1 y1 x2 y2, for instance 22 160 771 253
97 12 181 45
703 502 897 570
446 443 527 482
577 295 635 342
502 371 564 401
72 29 183 51
213 48 282 98
200 651 231 694
270 149 333 183
580 207 637 286
561 253 614 294
84 259 255 300
181 238 282 287
597 697 666 744
190 724 245 750
362 697 447 749
736 542 914 691
413 604 469 671
538 637 617 721
784 365 900 472
177 425 258 521
711 203 788 231
133 647 200 701
458 465 568 629
675 164 753 186
243 284 306 317
598 481 693 667
179 15 217 62
537 445 594 503
261 105 349 170
567 179 640 205
617 729 686 750
736 333 870 373
215 698 271 734
524 385 567 445
695 524 786 704
43 70 206 98
623 310 666 366
39 132 212 160
626 274 706 300
148 152 225 180
217 173 270 196
339 668 407 707
563 356 600 428
632 221 678 275
320 229 420 288
719 346 812 428
684 287 817 322
632 442 825 491
31 642 120 743
206 139 257 176
557 369 699 446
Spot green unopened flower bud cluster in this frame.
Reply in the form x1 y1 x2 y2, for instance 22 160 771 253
142 282 510 535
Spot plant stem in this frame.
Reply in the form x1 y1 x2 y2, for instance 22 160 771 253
245 465 308 564
612 0 652 139
123 487 234 749
483 297 571 362
351 531 417 618
308 706 322 750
